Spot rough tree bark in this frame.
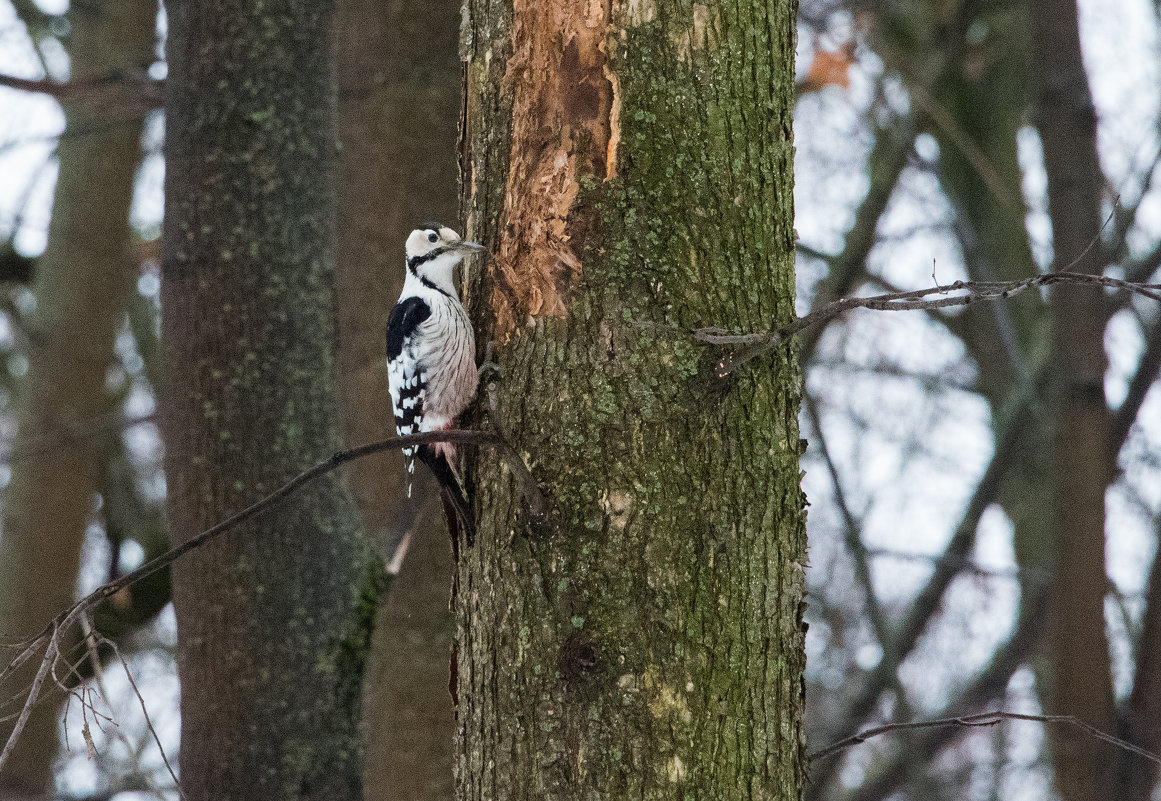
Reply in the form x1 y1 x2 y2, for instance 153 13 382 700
458 1 806 798
162 2 374 799
1030 1 1117 800
0 0 155 795
333 0 462 796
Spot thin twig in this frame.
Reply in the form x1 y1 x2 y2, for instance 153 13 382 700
0 625 58 774
810 374 1038 797
697 273 1161 376
0 642 107 727
0 629 98 714
803 396 895 657
807 709 1161 766
0 429 541 779
2 429 540 651
101 633 186 801
76 615 109 761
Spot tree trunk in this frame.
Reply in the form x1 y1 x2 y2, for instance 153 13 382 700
457 2 807 798
362 493 456 800
162 3 374 799
1030 1 1117 800
331 0 461 795
0 1 155 795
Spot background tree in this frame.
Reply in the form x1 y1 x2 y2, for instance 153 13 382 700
456 0 806 797
160 0 375 798
333 0 462 795
0 0 157 796
795 0 1161 799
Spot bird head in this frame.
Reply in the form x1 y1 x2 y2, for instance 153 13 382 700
405 223 486 294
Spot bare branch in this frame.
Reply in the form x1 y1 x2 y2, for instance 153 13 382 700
0 72 163 107
803 396 896 657
0 625 58 774
700 272 1161 376
1112 313 1161 457
0 431 537 648
808 710 1161 767
0 429 541 770
0 638 95 725
69 429 538 628
0 73 71 97
102 633 186 801
798 120 917 362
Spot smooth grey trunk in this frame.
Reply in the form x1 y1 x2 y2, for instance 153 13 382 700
332 0 461 794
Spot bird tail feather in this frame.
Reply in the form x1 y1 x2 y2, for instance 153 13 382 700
403 445 417 498
418 445 475 550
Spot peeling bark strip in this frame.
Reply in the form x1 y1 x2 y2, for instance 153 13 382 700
491 0 617 333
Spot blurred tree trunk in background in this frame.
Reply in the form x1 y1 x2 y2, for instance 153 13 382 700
0 0 155 796
458 1 807 797
332 0 461 796
334 0 459 554
361 491 454 800
162 0 375 798
1031 0 1118 798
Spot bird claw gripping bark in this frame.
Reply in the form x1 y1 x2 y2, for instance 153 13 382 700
478 340 502 381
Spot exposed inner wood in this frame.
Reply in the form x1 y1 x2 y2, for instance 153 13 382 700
491 0 617 334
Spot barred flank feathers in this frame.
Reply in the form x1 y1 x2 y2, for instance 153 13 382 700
391 370 427 497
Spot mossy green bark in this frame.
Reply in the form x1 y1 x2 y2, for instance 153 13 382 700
161 1 372 799
458 2 806 799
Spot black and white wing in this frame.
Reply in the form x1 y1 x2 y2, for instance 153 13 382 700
386 295 432 497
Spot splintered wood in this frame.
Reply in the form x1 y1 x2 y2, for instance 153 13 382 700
491 0 618 334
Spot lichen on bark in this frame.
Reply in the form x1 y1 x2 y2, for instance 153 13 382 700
457 1 806 799
161 1 372 798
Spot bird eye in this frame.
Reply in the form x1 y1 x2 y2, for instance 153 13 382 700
427 232 438 243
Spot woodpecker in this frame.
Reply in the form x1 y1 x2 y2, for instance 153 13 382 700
387 223 484 539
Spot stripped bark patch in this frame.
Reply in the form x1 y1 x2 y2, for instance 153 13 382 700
492 0 617 334
675 3 717 61
623 0 657 26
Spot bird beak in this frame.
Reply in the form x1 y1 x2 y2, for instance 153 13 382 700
456 240 487 254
